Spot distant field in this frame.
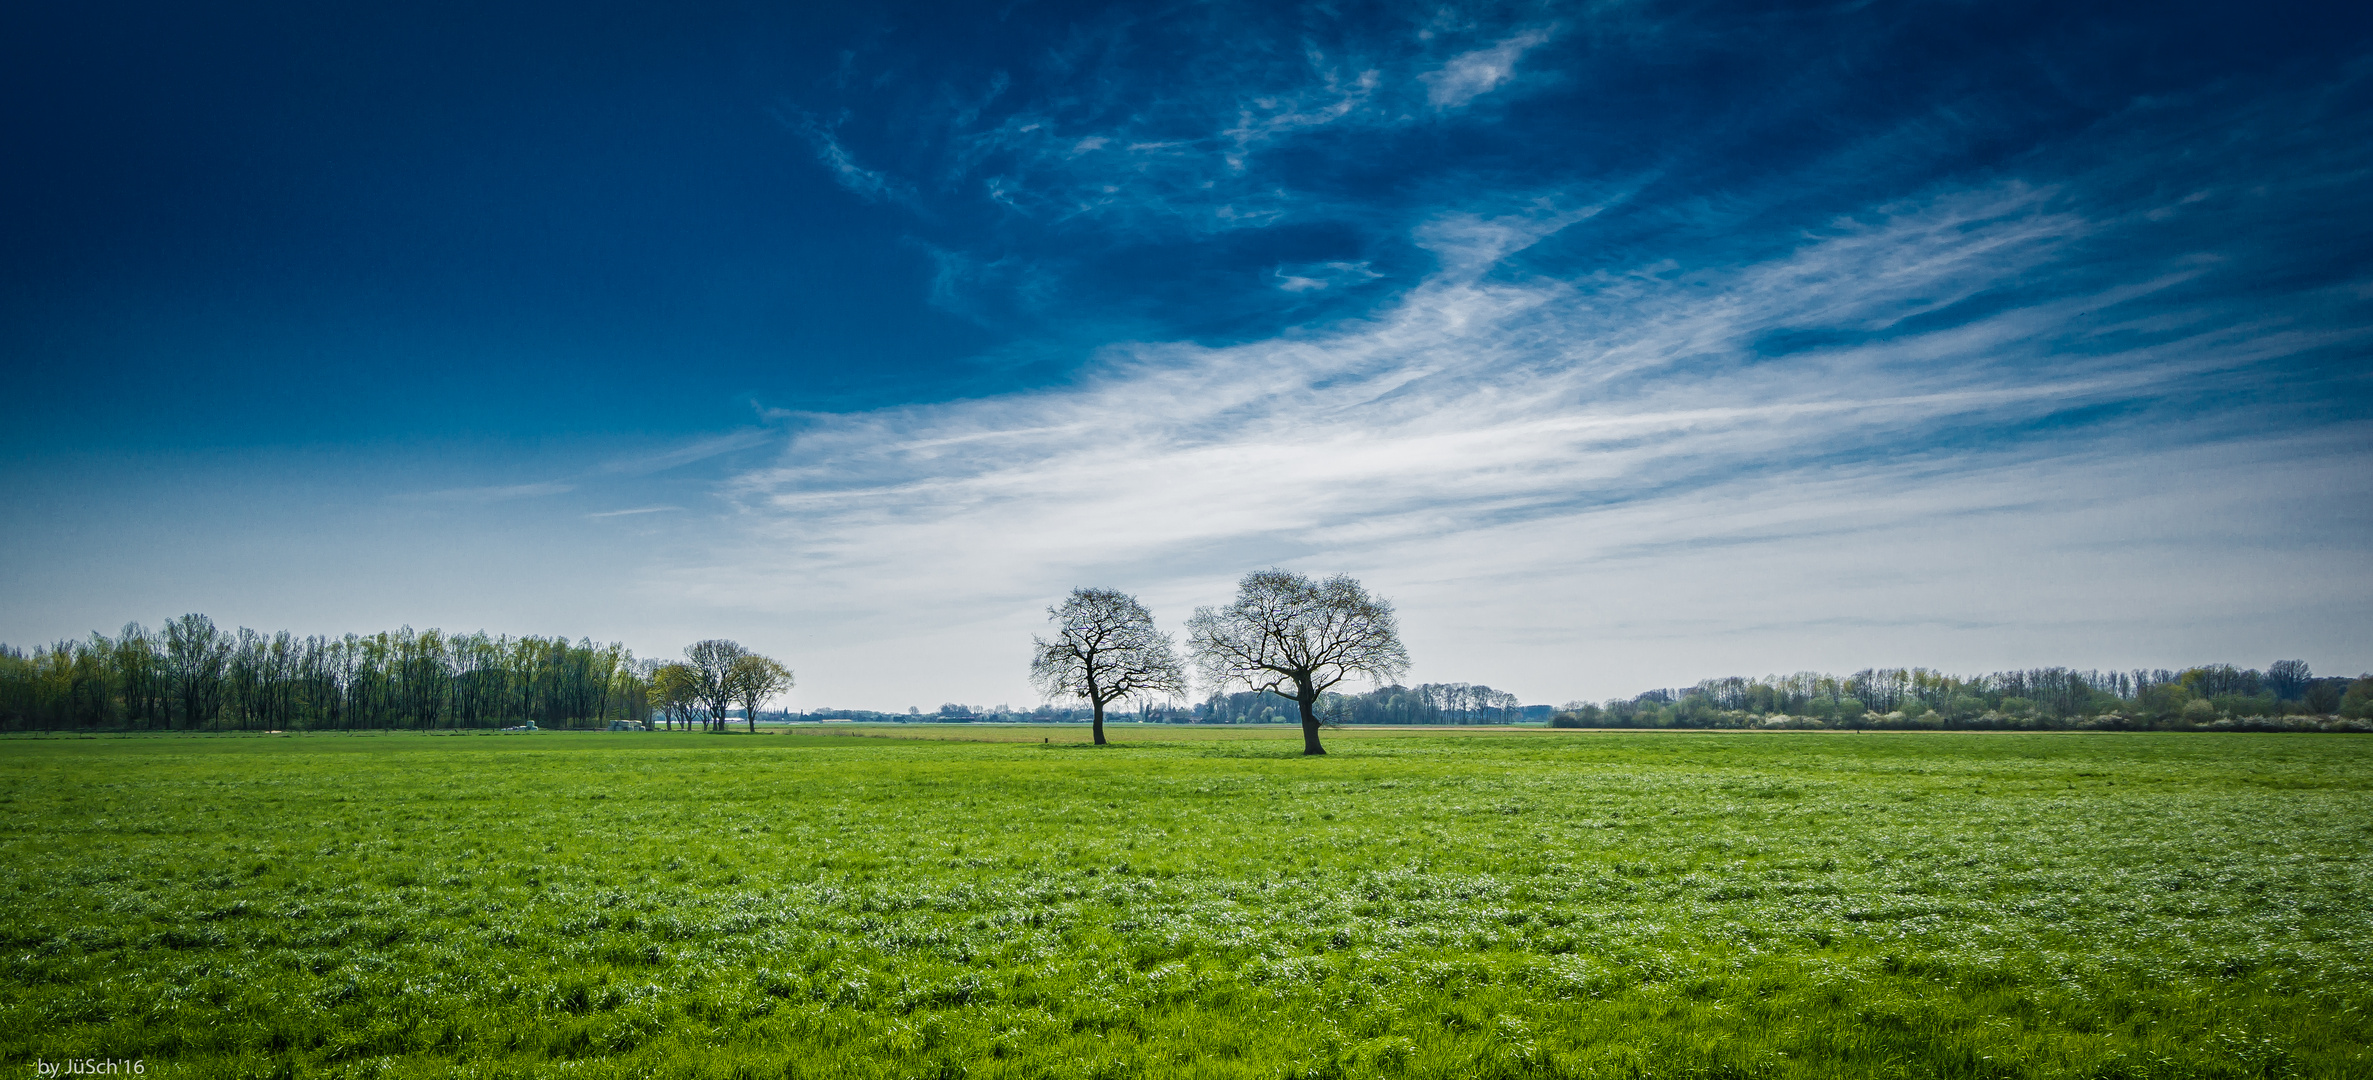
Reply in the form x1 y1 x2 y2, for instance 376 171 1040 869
2 730 2367 1079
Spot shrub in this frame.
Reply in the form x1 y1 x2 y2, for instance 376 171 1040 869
2134 683 2196 722
2213 692 2280 718
2342 678 2373 720
2305 679 2347 714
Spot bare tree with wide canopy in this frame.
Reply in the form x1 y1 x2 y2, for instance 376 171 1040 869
1031 587 1188 745
1188 569 1409 756
683 639 749 731
729 654 794 733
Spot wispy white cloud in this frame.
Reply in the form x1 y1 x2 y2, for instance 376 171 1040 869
601 429 773 476
1218 63 1383 168
1274 261 1383 292
587 506 682 519
401 481 574 504
910 23 1473 239
793 112 914 206
1421 28 1551 109
645 181 2369 706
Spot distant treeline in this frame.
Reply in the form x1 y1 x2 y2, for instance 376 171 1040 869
1555 663 2373 731
857 684 1527 726
8 616 2368 735
1211 682 1526 724
0 616 653 731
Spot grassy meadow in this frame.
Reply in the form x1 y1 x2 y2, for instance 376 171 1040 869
2 726 2368 1079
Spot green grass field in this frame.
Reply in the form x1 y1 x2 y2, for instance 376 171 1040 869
3 727 2368 1079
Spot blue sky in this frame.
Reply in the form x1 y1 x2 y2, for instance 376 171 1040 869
4 1 2369 709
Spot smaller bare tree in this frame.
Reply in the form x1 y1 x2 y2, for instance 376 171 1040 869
1031 588 1188 745
729 654 794 733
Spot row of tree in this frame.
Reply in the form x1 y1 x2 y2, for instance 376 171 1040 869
0 616 795 733
809 686 1517 726
1554 662 2373 729
9 599 2360 740
1200 682 1523 725
644 641 794 732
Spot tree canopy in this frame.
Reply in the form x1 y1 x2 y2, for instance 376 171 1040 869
731 654 795 733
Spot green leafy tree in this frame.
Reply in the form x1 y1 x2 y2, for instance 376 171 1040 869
2134 683 2195 724
2341 677 2373 720
650 662 699 730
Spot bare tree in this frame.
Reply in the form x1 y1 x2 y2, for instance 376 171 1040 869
2266 660 2312 700
1031 588 1187 745
729 654 794 733
1187 570 1409 756
683 639 748 731
163 613 232 729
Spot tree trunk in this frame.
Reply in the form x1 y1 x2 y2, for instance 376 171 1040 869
1092 699 1107 745
1298 685 1325 755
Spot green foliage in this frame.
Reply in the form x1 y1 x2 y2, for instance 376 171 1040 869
3 729 2370 1078
2344 678 2373 720
0 620 646 732
2134 682 2197 723
2212 692 2283 719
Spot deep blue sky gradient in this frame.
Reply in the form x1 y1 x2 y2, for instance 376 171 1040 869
10 1 2362 449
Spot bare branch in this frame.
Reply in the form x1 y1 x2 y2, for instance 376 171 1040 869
1186 569 1409 755
1030 587 1187 745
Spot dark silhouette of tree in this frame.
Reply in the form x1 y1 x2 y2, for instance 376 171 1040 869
2265 660 2312 700
163 614 231 729
1188 569 1409 756
1031 588 1186 745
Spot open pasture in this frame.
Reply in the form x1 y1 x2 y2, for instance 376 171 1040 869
2 729 2368 1079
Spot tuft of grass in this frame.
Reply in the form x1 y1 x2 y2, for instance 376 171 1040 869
0 729 2368 1077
